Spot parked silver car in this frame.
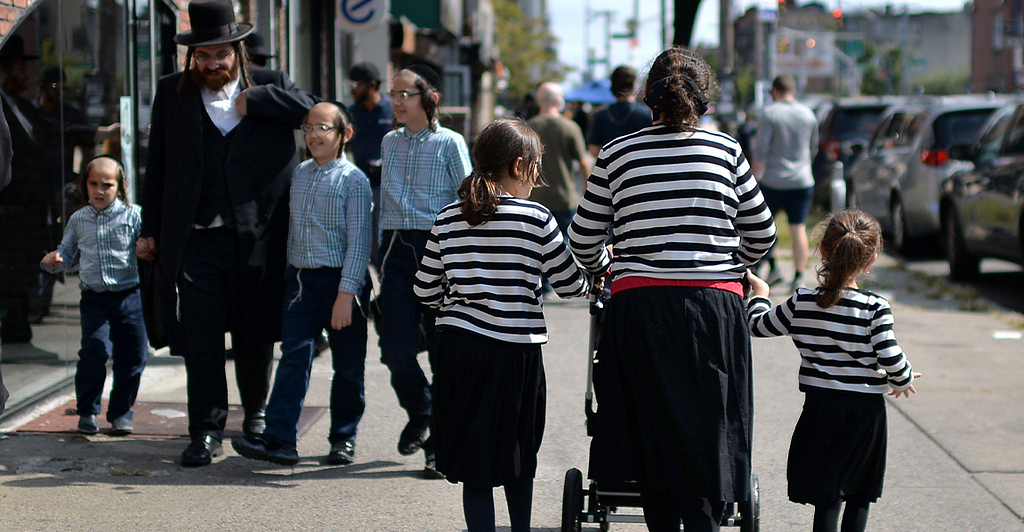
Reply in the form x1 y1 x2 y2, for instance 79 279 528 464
847 95 1010 254
941 98 1024 280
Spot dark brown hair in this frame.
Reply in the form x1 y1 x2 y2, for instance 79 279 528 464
814 209 883 308
610 65 637 98
458 119 543 226
644 46 719 132
177 41 253 95
392 69 442 132
79 155 128 207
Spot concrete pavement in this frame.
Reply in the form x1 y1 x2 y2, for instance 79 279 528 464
0 256 1022 531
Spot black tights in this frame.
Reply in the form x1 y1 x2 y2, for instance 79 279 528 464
462 477 533 532
812 496 871 532
642 490 727 532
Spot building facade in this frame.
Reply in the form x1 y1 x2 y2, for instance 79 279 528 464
970 0 1021 93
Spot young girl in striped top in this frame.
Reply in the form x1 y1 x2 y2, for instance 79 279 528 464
414 119 591 532
746 209 920 532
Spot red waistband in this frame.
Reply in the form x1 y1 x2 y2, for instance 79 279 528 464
610 276 745 297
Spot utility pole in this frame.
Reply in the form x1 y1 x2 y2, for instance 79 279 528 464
719 0 737 132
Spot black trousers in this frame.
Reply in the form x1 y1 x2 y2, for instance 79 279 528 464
177 227 273 441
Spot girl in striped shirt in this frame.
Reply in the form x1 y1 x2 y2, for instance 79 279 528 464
746 209 920 532
414 119 591 532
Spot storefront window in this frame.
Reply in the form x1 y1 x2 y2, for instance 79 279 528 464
0 0 131 417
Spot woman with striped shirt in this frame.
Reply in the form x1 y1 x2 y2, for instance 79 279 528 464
746 210 918 532
568 47 776 531
414 119 591 532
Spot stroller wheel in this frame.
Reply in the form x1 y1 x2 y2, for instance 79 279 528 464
740 474 760 532
561 468 584 532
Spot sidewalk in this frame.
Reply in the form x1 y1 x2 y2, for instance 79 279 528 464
0 250 1021 530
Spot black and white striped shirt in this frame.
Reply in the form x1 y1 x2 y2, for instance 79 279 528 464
746 288 915 394
414 197 591 344
569 126 777 281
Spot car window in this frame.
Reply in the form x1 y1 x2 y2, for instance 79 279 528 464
890 113 918 148
867 116 893 151
831 106 888 141
977 112 1013 161
931 109 1000 150
1003 106 1024 155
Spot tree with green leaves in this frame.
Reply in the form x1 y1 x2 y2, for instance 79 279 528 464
494 0 565 105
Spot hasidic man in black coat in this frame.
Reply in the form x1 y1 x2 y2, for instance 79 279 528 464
137 0 317 467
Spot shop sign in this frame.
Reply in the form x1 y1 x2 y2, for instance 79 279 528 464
338 0 389 33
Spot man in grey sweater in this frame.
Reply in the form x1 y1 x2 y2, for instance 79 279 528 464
751 74 818 290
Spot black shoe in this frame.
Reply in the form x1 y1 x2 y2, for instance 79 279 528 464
231 434 299 466
325 440 355 465
77 415 99 434
423 453 445 480
397 420 429 456
243 411 266 438
314 333 330 358
181 435 223 467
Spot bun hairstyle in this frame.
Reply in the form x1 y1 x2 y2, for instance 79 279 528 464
814 209 883 308
458 119 544 226
400 64 443 132
642 46 718 132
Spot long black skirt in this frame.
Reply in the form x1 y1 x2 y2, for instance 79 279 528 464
599 286 753 503
787 392 887 504
432 327 546 487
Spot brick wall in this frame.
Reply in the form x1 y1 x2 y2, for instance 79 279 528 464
0 0 42 44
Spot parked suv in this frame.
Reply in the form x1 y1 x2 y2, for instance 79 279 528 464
940 98 1024 280
847 96 1009 253
812 96 904 206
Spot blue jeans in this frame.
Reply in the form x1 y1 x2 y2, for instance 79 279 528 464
264 266 370 445
377 230 440 448
76 287 148 421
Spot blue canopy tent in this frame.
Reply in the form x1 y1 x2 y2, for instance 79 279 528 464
564 80 616 105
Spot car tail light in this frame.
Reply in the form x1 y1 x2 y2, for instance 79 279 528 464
823 140 841 161
920 149 949 166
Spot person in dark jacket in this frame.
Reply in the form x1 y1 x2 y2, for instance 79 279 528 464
136 0 317 467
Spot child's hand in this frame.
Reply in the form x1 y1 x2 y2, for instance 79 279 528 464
746 270 770 298
331 292 355 330
136 237 157 261
42 251 63 268
888 372 922 399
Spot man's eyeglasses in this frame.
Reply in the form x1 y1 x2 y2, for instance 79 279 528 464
387 90 422 102
194 50 235 66
300 124 339 134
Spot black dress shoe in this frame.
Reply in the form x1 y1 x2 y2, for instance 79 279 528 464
326 440 355 465
231 434 299 466
423 452 445 480
243 412 266 438
181 435 223 467
397 420 429 456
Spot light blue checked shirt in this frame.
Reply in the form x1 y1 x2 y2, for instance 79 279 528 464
288 156 373 295
41 198 142 292
379 123 472 233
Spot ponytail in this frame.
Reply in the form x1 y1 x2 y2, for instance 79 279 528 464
458 172 502 226
814 210 883 308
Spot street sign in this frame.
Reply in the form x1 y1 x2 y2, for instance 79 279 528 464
758 0 778 22
337 0 389 33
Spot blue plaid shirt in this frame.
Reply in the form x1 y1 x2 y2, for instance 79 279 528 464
288 156 373 295
41 198 142 292
379 123 472 233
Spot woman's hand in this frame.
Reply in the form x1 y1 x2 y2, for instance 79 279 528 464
42 251 62 268
331 292 355 330
746 270 770 298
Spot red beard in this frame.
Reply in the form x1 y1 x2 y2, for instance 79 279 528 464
193 63 238 91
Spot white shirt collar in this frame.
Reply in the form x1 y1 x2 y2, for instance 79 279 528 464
200 76 243 135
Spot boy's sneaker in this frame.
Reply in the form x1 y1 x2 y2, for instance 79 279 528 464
77 415 99 434
765 268 785 287
231 434 299 466
110 414 134 436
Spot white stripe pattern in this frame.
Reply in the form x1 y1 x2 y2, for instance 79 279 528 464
746 288 915 394
569 126 777 281
414 197 591 344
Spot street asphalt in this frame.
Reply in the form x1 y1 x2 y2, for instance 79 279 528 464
0 252 1021 531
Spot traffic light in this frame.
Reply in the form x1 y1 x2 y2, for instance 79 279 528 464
778 37 790 54
832 8 843 28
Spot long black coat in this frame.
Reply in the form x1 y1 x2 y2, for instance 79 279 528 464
141 68 316 349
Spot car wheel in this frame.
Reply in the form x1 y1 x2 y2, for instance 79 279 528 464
944 211 980 281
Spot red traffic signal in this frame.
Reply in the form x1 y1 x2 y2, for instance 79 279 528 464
832 8 843 18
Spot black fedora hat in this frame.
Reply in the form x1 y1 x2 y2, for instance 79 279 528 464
174 0 254 47
0 35 41 67
244 33 275 60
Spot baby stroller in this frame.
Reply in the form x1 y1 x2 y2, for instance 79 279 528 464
561 287 760 531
